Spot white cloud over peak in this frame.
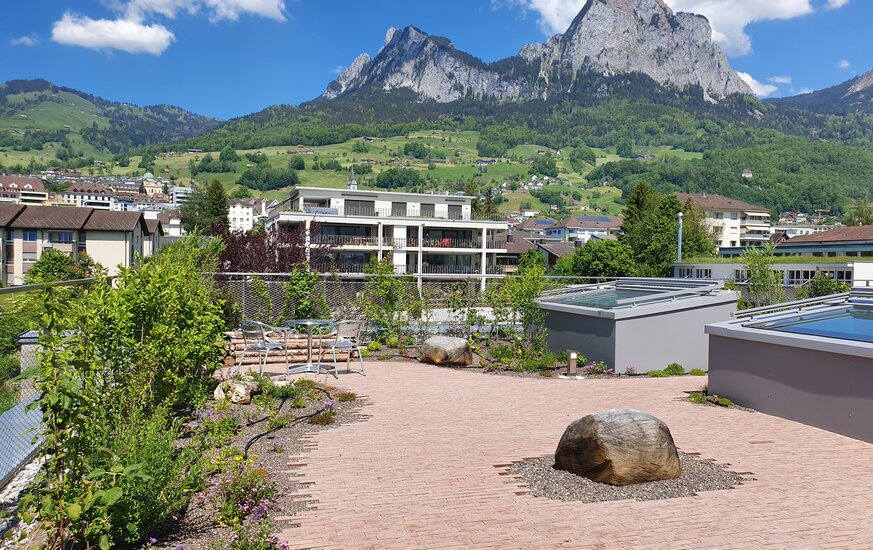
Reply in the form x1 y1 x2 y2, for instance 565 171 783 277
11 34 40 47
52 13 175 55
738 72 778 97
838 59 851 70
497 0 848 56
51 0 285 55
768 75 792 84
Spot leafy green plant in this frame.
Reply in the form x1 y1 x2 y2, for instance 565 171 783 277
278 264 328 322
214 458 277 525
308 411 336 425
366 341 381 352
210 518 289 550
333 391 357 402
647 370 668 378
689 368 706 376
664 363 686 376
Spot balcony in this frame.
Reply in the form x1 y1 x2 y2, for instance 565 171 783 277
419 265 503 275
314 237 506 249
282 203 505 222
312 235 380 247
311 263 503 275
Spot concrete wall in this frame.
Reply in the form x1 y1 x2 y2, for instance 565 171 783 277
614 300 736 373
87 231 135 275
709 335 873 443
543 311 616 368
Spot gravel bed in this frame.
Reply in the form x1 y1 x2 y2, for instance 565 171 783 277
508 452 747 503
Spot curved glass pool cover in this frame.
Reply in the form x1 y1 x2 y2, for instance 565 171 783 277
747 300 873 344
540 279 724 310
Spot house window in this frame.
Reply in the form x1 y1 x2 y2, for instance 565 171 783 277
49 231 74 243
5 230 12 241
448 205 463 220
420 203 435 218
23 230 37 242
391 202 407 217
730 213 738 220
22 252 37 263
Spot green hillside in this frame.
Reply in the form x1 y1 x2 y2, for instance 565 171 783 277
0 79 221 163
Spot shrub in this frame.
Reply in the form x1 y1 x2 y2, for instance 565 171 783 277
647 370 668 378
582 362 608 375
333 391 357 402
689 392 708 404
215 458 277 525
366 341 381 352
308 411 336 425
664 363 685 376
289 398 307 409
210 518 288 550
689 368 706 376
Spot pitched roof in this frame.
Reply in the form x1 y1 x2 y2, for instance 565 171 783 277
68 183 111 194
553 215 623 230
84 210 144 232
537 241 576 259
0 175 46 193
144 218 163 236
10 205 94 230
0 204 24 226
780 225 873 244
677 193 769 214
502 231 537 255
514 218 555 232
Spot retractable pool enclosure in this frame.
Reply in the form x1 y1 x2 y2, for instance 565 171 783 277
538 279 739 374
706 290 873 443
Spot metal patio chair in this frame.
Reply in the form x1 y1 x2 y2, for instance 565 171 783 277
318 320 366 377
237 320 286 376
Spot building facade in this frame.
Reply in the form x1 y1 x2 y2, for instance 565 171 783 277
0 176 48 205
542 215 623 243
0 205 159 285
677 193 772 249
267 184 508 280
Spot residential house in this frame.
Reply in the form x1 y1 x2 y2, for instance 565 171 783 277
543 215 623 244
228 198 279 232
267 180 508 281
171 186 193 207
0 176 48 205
674 258 871 288
0 205 155 285
536 241 576 268
141 173 164 196
677 192 771 249
143 219 163 257
513 218 556 235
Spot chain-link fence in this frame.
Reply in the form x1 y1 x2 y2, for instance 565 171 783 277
213 273 597 340
0 280 92 491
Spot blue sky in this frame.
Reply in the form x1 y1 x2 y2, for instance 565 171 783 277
1 0 870 119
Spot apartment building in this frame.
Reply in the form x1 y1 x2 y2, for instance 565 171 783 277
228 198 279 232
62 183 114 210
0 176 48 205
677 192 772 250
0 205 159 285
267 182 508 279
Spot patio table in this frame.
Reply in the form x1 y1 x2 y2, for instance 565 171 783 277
284 319 336 377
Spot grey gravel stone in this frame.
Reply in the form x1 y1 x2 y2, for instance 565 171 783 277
508 451 747 503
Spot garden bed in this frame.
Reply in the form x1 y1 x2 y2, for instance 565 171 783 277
146 379 364 550
507 452 748 503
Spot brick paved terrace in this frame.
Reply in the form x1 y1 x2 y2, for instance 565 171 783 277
264 362 873 549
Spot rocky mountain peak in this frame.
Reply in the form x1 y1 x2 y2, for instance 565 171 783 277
320 0 752 102
847 68 873 96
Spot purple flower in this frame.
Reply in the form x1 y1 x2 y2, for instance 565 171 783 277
324 398 337 409
149 537 158 544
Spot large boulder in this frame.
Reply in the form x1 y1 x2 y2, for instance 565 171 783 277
214 380 260 404
420 336 472 366
554 408 680 486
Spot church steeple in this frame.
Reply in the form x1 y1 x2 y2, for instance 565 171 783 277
348 167 358 190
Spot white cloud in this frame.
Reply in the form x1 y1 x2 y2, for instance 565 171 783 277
51 0 285 55
11 34 40 47
51 13 175 55
768 75 792 84
125 0 286 22
798 87 814 94
497 0 852 56
827 0 849 8
330 65 346 75
737 72 778 97
838 59 851 70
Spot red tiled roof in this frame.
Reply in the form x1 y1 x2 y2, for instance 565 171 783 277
502 231 537 255
552 215 623 230
0 175 46 193
68 183 111 194
537 241 576 259
0 204 25 226
514 218 556 232
780 225 873 244
677 193 769 214
144 218 163 236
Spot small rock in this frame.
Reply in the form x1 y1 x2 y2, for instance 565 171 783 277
214 380 259 404
554 408 680 486
420 336 472 366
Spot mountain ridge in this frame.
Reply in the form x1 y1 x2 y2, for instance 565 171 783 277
767 68 873 115
321 0 752 104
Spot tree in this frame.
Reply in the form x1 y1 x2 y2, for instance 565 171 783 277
637 195 716 276
351 140 369 153
219 145 239 163
553 240 637 278
569 146 597 172
288 156 306 170
530 156 558 178
403 142 428 160
181 181 229 232
24 249 96 284
376 167 423 189
230 186 252 199
803 272 851 298
844 198 873 226
742 243 784 307
616 136 635 158
517 249 546 273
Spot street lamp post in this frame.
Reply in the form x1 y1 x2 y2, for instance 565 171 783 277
677 211 684 263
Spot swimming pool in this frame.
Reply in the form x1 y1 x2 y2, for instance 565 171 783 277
750 306 873 344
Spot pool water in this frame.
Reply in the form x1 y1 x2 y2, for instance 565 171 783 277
549 288 659 309
755 306 873 344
